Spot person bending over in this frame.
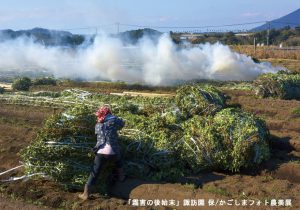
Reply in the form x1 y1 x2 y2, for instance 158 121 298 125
79 105 125 200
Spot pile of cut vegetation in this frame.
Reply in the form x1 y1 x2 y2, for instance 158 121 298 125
20 85 270 190
182 108 269 172
175 85 226 116
254 72 300 100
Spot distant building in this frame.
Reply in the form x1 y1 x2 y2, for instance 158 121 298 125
235 33 253 37
179 33 204 40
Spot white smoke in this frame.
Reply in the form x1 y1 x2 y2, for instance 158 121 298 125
0 33 278 85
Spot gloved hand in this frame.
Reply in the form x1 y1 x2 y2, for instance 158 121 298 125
92 147 99 154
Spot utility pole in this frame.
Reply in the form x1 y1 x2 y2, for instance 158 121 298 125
267 21 271 46
254 36 256 55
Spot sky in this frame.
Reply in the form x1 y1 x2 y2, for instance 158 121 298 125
0 0 299 33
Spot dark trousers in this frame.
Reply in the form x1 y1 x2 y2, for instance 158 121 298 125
86 154 122 187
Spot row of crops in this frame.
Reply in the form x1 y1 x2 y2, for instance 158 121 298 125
0 89 172 109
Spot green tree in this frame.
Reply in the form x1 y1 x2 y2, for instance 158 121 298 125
222 32 239 45
12 77 32 91
295 26 300 36
65 35 85 46
33 77 57 86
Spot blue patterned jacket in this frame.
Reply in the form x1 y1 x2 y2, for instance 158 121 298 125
94 114 125 157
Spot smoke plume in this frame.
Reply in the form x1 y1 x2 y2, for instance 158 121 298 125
0 33 278 85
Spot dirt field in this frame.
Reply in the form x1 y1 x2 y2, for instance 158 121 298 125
0 194 52 210
0 89 299 209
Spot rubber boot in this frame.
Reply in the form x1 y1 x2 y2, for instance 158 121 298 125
78 184 90 200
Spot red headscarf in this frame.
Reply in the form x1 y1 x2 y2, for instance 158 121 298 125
96 106 111 123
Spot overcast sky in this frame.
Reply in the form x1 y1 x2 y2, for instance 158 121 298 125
0 0 299 33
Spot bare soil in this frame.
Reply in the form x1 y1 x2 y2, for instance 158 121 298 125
0 90 299 209
0 194 52 210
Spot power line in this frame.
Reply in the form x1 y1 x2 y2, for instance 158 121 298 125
119 21 267 29
56 21 267 32
272 21 300 26
60 24 115 31
54 20 300 33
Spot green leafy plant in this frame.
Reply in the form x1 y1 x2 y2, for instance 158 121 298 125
175 85 226 117
254 72 300 100
33 77 57 86
12 77 32 91
182 108 270 172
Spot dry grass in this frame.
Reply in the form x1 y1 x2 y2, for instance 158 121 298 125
231 45 300 73
260 58 300 73
231 45 300 60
